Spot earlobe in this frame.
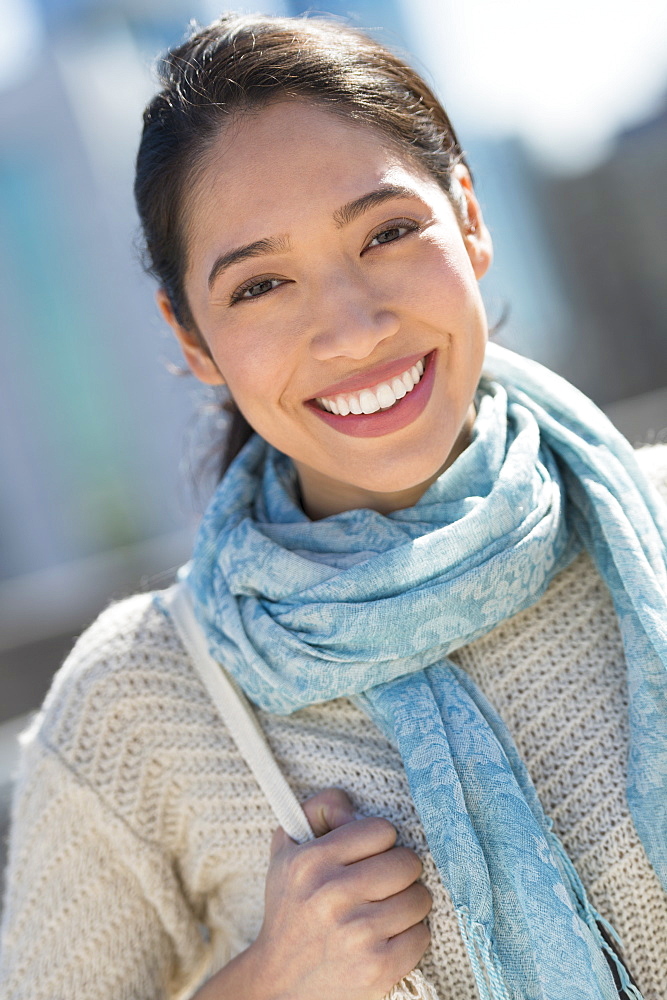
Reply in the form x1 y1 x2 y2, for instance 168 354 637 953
155 287 226 386
452 165 493 280
466 226 493 281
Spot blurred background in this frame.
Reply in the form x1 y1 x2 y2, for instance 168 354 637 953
1 0 666 870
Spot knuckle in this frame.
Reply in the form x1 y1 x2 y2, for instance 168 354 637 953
386 923 431 983
358 951 387 991
412 919 432 954
408 847 424 874
394 846 423 881
314 878 348 923
345 913 376 954
281 843 321 890
366 816 397 844
414 882 432 912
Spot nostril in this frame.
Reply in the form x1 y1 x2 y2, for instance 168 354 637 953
308 310 400 363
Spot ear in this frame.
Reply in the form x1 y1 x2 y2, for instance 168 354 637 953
156 287 226 386
452 164 493 280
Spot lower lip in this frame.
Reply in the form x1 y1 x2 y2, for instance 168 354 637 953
305 351 437 438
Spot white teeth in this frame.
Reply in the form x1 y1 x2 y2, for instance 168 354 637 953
375 383 397 409
316 356 427 416
391 377 407 399
359 389 380 414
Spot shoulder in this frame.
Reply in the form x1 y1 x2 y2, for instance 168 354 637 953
24 589 234 837
35 589 189 739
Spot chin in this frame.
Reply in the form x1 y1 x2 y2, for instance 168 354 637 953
345 447 456 497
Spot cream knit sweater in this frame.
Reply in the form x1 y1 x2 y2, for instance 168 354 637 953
1 444 667 1000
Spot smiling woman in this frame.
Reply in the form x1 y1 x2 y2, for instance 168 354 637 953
1 11 667 1000
156 99 489 518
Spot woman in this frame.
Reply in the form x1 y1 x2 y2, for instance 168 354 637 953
1 12 666 1000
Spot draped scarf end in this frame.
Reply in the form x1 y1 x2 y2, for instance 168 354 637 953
455 910 512 1000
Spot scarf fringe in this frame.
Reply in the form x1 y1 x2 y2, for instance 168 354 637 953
549 833 645 999
454 841 646 1000
455 910 512 1000
386 969 442 999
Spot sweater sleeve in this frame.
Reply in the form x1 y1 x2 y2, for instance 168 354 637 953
0 732 211 1000
0 594 215 1000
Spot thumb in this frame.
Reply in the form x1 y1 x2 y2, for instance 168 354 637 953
270 787 357 857
302 787 357 838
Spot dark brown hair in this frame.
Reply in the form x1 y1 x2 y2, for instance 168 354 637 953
134 11 469 477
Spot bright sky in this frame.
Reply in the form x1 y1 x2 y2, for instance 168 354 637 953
0 0 43 92
2 0 667 172
406 0 667 170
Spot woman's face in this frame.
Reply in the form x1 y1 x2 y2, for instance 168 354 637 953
159 100 493 519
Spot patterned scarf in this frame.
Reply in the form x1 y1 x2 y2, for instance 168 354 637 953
184 343 667 1000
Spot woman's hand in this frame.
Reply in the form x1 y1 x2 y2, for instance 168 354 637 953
246 787 432 1000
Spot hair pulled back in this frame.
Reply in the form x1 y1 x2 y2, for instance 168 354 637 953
134 12 468 475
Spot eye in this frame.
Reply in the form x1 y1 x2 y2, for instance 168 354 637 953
230 276 285 305
366 220 420 250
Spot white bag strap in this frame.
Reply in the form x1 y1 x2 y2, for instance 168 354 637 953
162 585 443 1000
162 581 314 845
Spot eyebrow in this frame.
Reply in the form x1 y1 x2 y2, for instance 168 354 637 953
207 184 418 291
332 184 418 228
208 236 290 291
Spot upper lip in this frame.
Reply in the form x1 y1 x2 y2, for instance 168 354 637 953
307 351 430 401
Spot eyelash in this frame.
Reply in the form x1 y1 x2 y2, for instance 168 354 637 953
229 277 283 305
365 218 421 248
228 218 421 305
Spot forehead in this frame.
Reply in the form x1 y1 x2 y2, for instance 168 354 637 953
183 100 438 262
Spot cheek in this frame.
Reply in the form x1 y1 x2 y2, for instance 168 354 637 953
400 238 481 319
211 326 294 414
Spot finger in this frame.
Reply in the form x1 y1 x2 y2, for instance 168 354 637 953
362 882 432 940
303 815 398 866
301 787 357 837
345 846 423 900
382 919 431 984
270 813 398 866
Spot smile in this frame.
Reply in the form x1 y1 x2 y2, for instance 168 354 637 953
316 358 425 415
305 351 437 439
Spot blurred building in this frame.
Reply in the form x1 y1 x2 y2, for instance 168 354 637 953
0 0 665 787
537 97 667 409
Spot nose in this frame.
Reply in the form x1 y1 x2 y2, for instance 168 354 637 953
308 272 400 362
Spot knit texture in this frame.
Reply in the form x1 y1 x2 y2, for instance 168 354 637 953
184 345 667 1000
1 445 666 1000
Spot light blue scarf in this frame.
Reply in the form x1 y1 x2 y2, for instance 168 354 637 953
184 342 667 1000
